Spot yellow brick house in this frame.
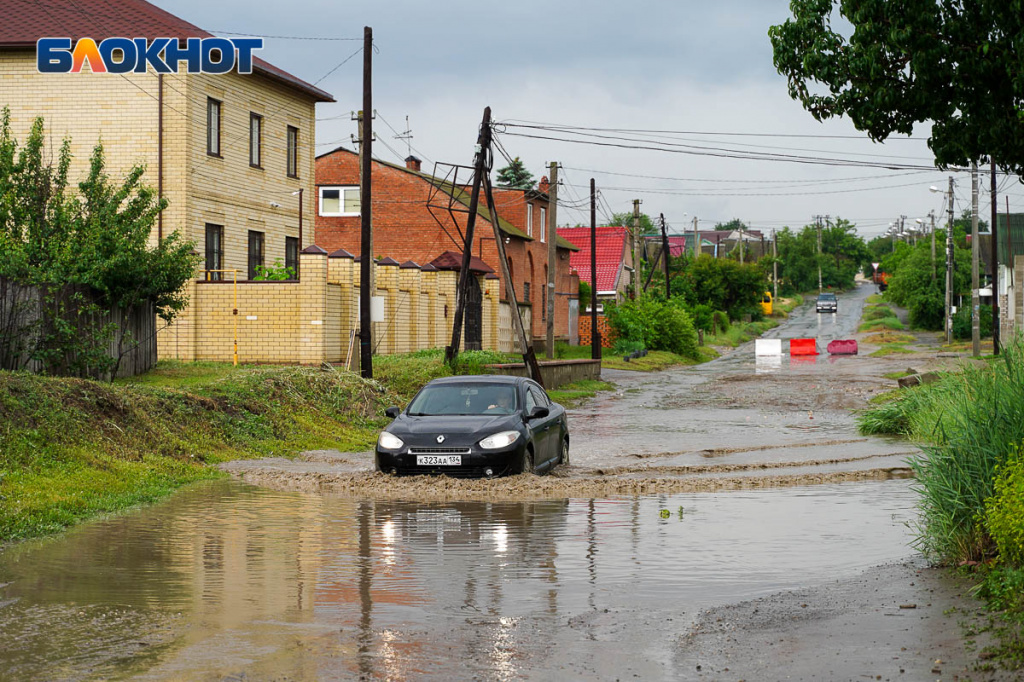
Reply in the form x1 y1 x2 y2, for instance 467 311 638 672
0 0 334 360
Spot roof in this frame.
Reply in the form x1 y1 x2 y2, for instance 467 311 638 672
557 226 629 293
0 0 334 102
316 147 578 250
663 231 764 256
429 250 496 274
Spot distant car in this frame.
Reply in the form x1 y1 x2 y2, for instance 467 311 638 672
375 375 569 478
816 292 838 313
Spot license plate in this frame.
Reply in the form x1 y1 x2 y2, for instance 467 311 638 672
416 455 462 466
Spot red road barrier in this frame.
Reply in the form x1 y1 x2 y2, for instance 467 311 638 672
827 339 858 355
789 338 818 356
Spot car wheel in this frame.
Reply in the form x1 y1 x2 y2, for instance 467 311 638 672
560 438 570 467
517 446 535 475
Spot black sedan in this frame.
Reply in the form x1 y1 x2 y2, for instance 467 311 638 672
375 375 569 477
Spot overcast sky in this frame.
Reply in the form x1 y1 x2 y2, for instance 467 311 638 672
165 0 1020 238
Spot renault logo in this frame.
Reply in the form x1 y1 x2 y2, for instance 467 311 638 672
436 435 445 444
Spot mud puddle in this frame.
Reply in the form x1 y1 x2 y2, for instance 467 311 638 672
0 478 918 681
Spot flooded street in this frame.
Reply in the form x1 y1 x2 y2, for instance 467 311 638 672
2 283 979 680
0 480 916 681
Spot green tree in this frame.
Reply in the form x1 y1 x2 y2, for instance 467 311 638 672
0 110 199 378
609 211 656 234
495 156 535 190
775 219 869 293
676 255 768 320
769 1 1024 173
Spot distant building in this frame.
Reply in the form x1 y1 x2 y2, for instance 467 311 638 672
557 226 633 301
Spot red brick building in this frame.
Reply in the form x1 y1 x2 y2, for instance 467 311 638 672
314 147 578 350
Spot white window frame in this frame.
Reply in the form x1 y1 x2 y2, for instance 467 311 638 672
540 206 547 243
319 185 360 217
526 203 534 237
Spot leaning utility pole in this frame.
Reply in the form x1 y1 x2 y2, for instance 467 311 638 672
971 162 980 357
991 159 1000 355
484 171 545 386
546 161 558 358
591 179 600 360
358 26 374 379
444 107 492 367
632 199 642 299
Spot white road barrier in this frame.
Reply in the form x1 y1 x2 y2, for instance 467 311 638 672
755 339 783 356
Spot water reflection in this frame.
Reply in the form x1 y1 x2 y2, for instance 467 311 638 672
0 479 918 680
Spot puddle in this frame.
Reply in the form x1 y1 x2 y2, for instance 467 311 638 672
0 478 917 681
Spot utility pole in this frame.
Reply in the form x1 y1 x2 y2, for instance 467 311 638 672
661 213 671 299
945 176 955 345
692 215 699 259
358 26 374 379
991 159 1000 355
815 215 823 292
445 107 492 366
590 179 600 360
739 223 745 265
546 161 558 358
772 229 778 301
632 199 641 299
971 162 980 357
929 210 936 282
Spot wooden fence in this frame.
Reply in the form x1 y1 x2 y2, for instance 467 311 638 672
0 278 157 379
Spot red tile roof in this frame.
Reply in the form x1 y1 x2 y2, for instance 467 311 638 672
0 0 333 102
557 226 629 293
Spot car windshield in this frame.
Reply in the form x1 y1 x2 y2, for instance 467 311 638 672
819 294 836 300
407 384 519 416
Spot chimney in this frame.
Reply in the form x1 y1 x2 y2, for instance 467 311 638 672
538 175 549 194
405 155 422 172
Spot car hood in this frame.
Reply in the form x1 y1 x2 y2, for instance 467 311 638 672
388 414 522 438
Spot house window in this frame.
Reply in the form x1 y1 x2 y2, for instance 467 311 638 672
286 126 299 178
540 207 547 243
523 281 531 304
206 98 221 157
248 230 264 280
319 186 360 216
249 113 262 168
205 223 223 280
526 203 534 237
285 236 299 276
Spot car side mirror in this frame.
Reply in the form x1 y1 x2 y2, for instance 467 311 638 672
384 406 401 419
526 406 549 421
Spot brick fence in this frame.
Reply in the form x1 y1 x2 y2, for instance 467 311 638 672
578 314 615 348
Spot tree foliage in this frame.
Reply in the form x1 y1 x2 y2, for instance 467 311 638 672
769 1 1024 174
675 254 769 320
610 211 656 234
495 156 535 190
0 109 199 378
605 295 699 359
774 219 869 293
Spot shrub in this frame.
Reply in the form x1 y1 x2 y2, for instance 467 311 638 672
605 296 700 360
952 304 993 340
712 310 730 334
612 338 645 355
690 303 714 332
985 445 1024 566
655 302 699 359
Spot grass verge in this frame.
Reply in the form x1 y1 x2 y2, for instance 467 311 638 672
1 366 393 542
546 380 615 408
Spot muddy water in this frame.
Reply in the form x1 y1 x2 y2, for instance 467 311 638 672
0 478 916 681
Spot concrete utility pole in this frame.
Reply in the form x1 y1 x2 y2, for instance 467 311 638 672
815 215 823 292
692 215 699 259
929 210 936 282
991 159 1000 355
739 223 745 265
945 176 955 345
358 26 374 379
971 162 980 357
632 199 641 299
546 161 558 358
772 229 778 301
660 213 671 299
591 179 600 360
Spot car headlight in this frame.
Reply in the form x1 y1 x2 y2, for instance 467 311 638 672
479 431 520 450
378 431 404 450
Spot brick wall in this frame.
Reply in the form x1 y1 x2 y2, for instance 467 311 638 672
314 150 576 347
578 314 615 348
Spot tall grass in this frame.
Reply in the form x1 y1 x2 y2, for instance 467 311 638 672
860 341 1024 563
